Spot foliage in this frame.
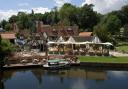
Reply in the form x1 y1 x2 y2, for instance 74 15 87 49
123 24 128 39
94 24 110 42
0 3 100 32
5 23 13 31
0 3 128 43
104 14 121 35
0 40 15 66
116 45 128 52
0 20 7 29
9 15 18 23
59 3 78 26
94 21 117 45
78 4 100 31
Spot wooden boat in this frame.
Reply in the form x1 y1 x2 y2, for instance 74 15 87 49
43 59 70 70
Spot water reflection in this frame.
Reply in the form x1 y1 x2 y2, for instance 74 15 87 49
71 79 87 89
0 68 128 89
45 69 107 81
109 71 128 78
31 69 44 84
0 72 4 89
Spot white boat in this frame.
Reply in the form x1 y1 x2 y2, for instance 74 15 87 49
43 59 70 70
70 60 80 66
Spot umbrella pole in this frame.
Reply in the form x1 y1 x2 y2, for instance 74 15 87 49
72 44 73 55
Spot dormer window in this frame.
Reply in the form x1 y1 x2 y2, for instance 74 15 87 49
67 28 74 35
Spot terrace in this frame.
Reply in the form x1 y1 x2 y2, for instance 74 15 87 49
48 36 112 56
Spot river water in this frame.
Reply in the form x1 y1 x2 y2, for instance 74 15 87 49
0 68 128 89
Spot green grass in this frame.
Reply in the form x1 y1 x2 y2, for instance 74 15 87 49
79 56 128 63
116 45 128 52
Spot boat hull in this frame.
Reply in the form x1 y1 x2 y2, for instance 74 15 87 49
43 64 70 70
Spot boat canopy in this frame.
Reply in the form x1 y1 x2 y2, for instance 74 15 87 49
48 59 65 63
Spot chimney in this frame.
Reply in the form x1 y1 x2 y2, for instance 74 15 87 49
36 21 44 33
13 23 19 33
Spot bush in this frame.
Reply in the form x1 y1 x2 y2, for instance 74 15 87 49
0 40 15 67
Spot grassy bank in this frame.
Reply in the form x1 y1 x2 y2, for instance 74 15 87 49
116 42 128 52
79 56 128 63
116 45 128 52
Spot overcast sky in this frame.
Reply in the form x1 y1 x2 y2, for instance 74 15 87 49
0 0 127 21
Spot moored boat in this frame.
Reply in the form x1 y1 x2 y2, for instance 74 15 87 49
43 59 70 70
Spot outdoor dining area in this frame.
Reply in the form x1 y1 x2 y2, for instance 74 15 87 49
48 36 113 56
6 50 47 66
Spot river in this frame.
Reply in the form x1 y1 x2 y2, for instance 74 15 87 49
0 68 128 89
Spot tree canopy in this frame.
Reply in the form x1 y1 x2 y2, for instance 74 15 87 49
0 39 15 67
0 3 100 32
0 3 128 43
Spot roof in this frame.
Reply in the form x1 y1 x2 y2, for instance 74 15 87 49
39 26 79 37
57 36 65 42
79 32 93 37
48 59 65 63
67 36 76 43
74 36 93 42
0 32 16 39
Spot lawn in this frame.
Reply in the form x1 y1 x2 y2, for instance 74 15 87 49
116 45 128 52
79 56 128 63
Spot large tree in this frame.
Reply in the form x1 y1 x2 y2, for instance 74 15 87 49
104 14 121 35
123 24 128 40
78 4 100 31
94 24 110 42
17 12 31 30
59 3 78 26
0 20 8 29
9 15 18 23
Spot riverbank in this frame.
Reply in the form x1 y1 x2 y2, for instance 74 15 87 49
2 56 128 70
78 56 128 70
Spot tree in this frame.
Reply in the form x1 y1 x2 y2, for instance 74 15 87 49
0 20 8 29
104 14 121 35
17 12 31 29
0 40 15 67
120 5 128 25
94 22 117 45
59 3 78 26
78 4 99 31
5 23 12 31
123 24 128 40
9 15 18 23
51 7 60 25
94 24 110 42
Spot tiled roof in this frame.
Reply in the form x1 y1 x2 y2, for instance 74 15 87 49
38 26 79 37
79 32 93 37
74 36 93 42
0 32 16 39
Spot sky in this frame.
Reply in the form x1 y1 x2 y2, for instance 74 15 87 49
0 0 127 21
